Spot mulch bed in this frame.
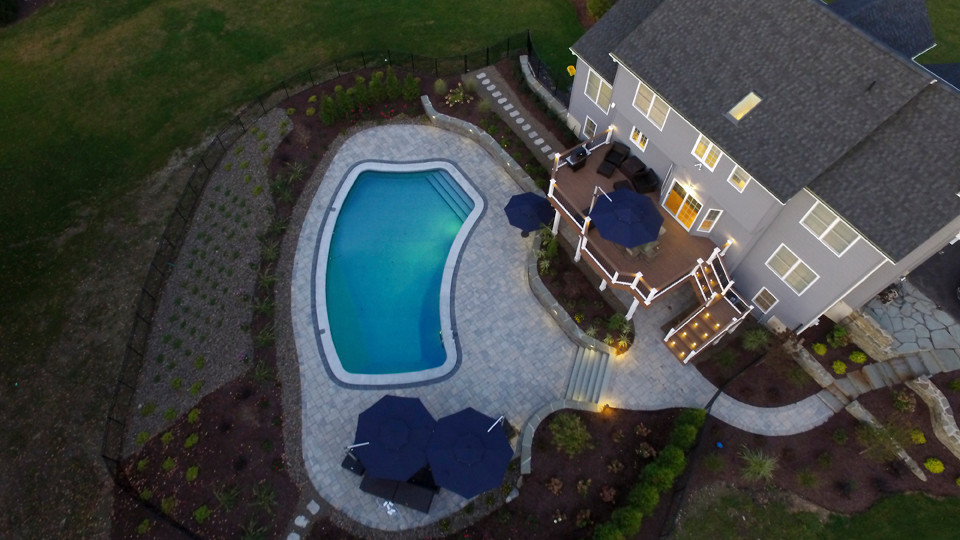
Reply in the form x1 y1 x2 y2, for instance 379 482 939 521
112 372 299 538
798 317 876 378
693 321 820 408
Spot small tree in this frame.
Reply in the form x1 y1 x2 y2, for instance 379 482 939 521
402 74 421 101
352 76 370 107
320 96 337 125
369 71 386 102
385 66 402 100
854 423 911 462
548 412 594 458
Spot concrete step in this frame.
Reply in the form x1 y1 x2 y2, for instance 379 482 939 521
817 388 847 413
920 351 944 375
564 347 586 400
847 371 872 395
578 349 601 402
595 354 612 404
935 349 960 372
835 378 861 400
906 355 927 378
877 362 899 387
861 364 887 391
890 358 914 382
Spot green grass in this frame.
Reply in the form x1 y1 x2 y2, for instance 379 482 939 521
918 0 960 64
0 0 583 367
825 493 960 540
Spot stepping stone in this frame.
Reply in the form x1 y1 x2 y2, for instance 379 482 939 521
522 124 531 131
529 131 539 138
287 534 300 540
497 98 507 104
534 138 544 145
486 84 496 91
481 78 491 85
541 145 553 153
307 500 320 515
475 72 487 79
492 91 502 98
509 110 519 118
516 117 525 124
503 104 514 111
295 516 308 528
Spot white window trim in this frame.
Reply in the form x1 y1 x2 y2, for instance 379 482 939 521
584 69 612 114
765 244 819 296
752 287 779 313
697 208 722 232
691 134 723 171
800 202 860 257
664 179 702 232
726 166 751 193
632 80 669 131
629 126 647 151
582 115 597 139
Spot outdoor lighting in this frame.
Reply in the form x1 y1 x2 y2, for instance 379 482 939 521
703 333 708 339
693 322 698 327
681 331 687 337
670 341 675 346
691 342 697 348
704 313 710 318
715 323 721 329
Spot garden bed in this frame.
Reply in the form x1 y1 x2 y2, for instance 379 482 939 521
799 317 876 378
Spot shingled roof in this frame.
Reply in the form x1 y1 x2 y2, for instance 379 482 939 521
828 0 935 58
808 83 960 260
570 0 664 82
610 0 933 204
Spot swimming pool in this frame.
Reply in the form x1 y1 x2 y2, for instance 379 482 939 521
315 161 484 386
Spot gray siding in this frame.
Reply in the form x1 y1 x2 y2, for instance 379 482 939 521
568 57 615 139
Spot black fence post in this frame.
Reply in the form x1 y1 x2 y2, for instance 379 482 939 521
463 54 468 74
387 50 393 66
335 60 341 77
361 52 366 69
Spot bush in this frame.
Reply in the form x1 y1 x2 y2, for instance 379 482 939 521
826 325 849 348
832 360 847 375
669 424 699 451
849 350 867 364
893 390 917 413
369 71 386 102
640 463 675 492
812 343 827 356
949 378 960 392
402 74 421 101
658 445 686 473
320 96 337 125
193 505 211 524
186 466 199 482
741 328 771 352
676 408 707 429
738 445 778 483
587 0 613 19
352 76 369 107
925 458 945 474
548 412 594 458
831 428 848 445
385 67 402 100
593 521 626 540
910 429 926 445
627 484 660 514
433 78 448 96
611 506 643 537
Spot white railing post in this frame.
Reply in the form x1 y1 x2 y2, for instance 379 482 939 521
574 217 590 262
626 298 640 320
551 210 560 235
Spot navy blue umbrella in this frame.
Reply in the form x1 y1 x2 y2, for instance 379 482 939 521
589 188 664 248
428 408 513 499
504 192 554 233
352 395 436 481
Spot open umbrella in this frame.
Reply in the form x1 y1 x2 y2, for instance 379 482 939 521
504 192 554 233
589 188 664 248
352 395 436 481
427 408 513 499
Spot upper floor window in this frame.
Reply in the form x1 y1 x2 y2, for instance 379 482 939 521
801 201 860 256
766 244 818 295
585 70 612 113
692 134 723 171
633 81 670 130
629 127 648 151
727 166 751 192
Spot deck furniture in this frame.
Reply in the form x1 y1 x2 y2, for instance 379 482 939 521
359 476 435 513
596 142 630 177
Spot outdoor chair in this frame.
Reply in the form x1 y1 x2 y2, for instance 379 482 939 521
614 156 659 194
341 451 366 476
596 142 630 177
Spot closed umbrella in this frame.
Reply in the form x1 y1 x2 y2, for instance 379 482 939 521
428 408 513 499
589 188 664 248
352 395 436 481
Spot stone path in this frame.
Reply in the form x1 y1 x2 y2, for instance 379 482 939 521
865 279 960 354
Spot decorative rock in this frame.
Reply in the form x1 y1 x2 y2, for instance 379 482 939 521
542 145 552 153
307 500 320 515
516 117 525 124
486 84 496 91
529 131 539 138
295 515 308 528
931 329 960 350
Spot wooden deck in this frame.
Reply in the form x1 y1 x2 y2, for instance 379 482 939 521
551 144 718 292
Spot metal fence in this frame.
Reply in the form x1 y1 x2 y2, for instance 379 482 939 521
101 31 568 476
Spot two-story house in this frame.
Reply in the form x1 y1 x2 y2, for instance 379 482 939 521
552 0 960 362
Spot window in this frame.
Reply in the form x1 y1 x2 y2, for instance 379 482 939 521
664 180 702 230
801 202 860 256
752 288 778 313
582 116 597 139
585 70 612 113
692 134 723 171
728 92 762 122
698 209 722 232
633 81 670 130
629 127 648 151
766 244 819 295
727 166 751 192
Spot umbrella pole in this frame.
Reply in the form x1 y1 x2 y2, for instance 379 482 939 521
487 416 504 433
346 442 370 449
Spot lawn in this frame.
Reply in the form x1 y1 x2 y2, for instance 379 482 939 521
918 0 960 64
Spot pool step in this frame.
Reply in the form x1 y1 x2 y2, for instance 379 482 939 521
426 172 472 221
565 346 612 404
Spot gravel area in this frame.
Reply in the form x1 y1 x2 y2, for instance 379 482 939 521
124 109 290 453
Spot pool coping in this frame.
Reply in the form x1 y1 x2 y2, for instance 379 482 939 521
311 159 487 388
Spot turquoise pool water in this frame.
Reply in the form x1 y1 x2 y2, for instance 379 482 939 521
325 168 475 375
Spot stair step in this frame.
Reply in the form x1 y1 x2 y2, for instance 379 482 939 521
426 174 467 221
835 378 860 399
861 364 887 390
877 362 899 386
935 349 960 372
564 348 586 400
816 389 846 413
594 355 612 404
906 355 927 378
582 350 602 402
847 371 872 395
920 351 944 375
890 358 914 382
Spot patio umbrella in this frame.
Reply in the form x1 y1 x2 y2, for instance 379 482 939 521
427 408 513 499
503 192 554 233
352 395 436 481
588 188 664 248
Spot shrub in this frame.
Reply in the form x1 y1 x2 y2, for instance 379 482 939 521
137 458 149 472
433 78 449 96
320 96 337 125
352 76 369 106
305 107 316 116
640 463 675 492
186 466 199 482
140 488 153 500
477 99 492 114
738 445 778 483
955 476 960 487
136 518 151 535
385 67 402 100
548 412 594 458
334 85 351 118
307 95 317 103
184 433 199 449
136 431 150 445
369 71 386 102
893 390 917 413
162 457 176 471
402 74 421 101
910 429 926 445
193 505 211 524
812 343 827 356
849 350 867 364
187 408 200 424
587 0 613 20
161 497 176 514
832 360 847 375
658 445 686 473
925 458 945 474
831 428 848 445
676 408 707 429
627 484 660 514
161 431 174 445
854 423 911 462
611 506 643 537
593 521 625 540
742 327 771 352
826 325 849 348
949 379 960 392
670 424 699 451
